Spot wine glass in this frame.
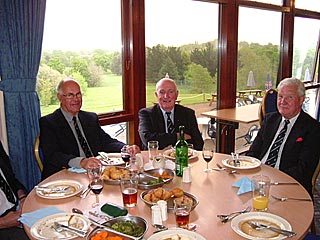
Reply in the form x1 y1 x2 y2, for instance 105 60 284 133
90 178 104 207
202 138 216 172
121 145 131 167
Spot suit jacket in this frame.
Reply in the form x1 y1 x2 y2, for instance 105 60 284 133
247 111 320 196
0 141 25 203
40 109 125 179
138 104 204 150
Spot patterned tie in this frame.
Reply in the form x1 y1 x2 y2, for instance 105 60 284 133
0 173 16 204
72 116 92 158
265 120 290 167
166 112 175 134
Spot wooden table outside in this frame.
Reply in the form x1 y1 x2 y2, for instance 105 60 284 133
207 93 217 106
22 151 313 240
238 89 263 98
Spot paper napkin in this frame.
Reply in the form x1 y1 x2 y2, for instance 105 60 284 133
19 206 64 227
232 176 253 195
68 167 87 173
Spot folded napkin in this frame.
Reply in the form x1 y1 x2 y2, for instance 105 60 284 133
19 206 64 227
68 167 87 173
232 176 253 195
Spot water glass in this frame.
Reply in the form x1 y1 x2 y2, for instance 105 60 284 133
252 175 271 211
87 162 102 181
120 172 138 207
148 141 159 161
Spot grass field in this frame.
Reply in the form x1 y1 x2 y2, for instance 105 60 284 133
40 74 210 116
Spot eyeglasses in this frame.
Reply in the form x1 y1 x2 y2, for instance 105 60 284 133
62 92 82 99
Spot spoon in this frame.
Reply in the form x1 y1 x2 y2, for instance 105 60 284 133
216 163 238 174
153 224 168 233
217 206 251 223
72 208 84 215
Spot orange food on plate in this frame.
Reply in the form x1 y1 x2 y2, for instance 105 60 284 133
90 231 108 240
152 172 173 179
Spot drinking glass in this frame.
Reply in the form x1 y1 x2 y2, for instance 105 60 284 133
121 145 131 167
120 172 138 207
252 175 271 211
202 138 215 172
87 162 102 181
174 197 192 228
148 141 159 161
90 178 104 207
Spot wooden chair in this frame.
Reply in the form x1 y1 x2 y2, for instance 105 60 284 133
258 88 278 126
310 159 320 234
34 135 44 172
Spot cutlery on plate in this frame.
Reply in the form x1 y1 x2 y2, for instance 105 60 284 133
271 182 299 185
98 152 109 159
89 211 110 221
79 185 91 199
247 221 296 237
271 195 312 202
53 222 87 237
231 152 240 167
34 186 70 193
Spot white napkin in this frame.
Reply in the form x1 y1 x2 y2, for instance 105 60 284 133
232 176 252 195
19 206 64 227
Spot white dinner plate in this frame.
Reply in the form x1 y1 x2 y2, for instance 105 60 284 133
222 156 261 170
144 160 175 171
163 149 198 162
35 180 83 199
99 152 125 166
147 228 207 240
231 212 292 240
30 213 90 240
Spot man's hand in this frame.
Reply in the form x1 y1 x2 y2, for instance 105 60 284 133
80 157 101 169
0 209 22 229
127 145 141 156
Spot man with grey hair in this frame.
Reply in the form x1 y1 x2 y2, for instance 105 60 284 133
138 77 203 150
247 77 320 196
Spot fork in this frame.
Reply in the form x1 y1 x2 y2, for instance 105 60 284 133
53 222 87 237
216 163 238 174
247 221 296 237
271 195 312 202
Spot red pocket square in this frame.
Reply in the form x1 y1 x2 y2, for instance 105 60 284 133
296 137 303 142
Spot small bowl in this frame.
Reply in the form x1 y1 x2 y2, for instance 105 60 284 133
140 189 199 213
138 168 175 190
87 216 148 240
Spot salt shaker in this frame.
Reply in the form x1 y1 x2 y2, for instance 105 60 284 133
157 200 168 221
182 166 192 183
151 205 162 225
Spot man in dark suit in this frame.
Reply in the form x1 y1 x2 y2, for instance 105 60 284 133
247 78 320 196
0 141 28 239
138 77 204 150
40 78 140 179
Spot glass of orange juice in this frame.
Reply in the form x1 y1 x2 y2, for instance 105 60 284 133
251 175 270 211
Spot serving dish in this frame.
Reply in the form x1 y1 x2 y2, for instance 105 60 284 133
231 212 292 240
147 228 207 240
30 213 90 240
163 148 198 162
140 188 199 213
222 156 261 170
35 180 83 199
98 152 126 166
138 168 174 190
86 216 148 240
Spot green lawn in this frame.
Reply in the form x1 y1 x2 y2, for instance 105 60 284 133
40 74 209 116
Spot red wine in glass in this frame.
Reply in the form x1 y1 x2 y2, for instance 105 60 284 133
121 153 131 164
90 179 103 207
91 184 103 194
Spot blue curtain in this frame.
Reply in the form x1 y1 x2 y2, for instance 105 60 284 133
0 0 46 191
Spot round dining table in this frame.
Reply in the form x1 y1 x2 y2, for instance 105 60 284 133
22 151 314 239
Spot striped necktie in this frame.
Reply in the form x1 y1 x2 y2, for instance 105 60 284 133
166 112 175 134
72 116 93 158
265 120 290 167
0 173 16 204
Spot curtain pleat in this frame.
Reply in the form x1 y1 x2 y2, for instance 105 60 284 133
0 0 46 191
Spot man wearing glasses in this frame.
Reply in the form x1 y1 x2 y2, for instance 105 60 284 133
39 78 139 179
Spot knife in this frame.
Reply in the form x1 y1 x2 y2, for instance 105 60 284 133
271 182 299 185
53 222 87 237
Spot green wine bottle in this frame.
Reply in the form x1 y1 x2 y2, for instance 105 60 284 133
175 126 189 176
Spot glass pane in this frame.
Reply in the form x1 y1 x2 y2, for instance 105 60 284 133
145 0 218 125
293 17 320 118
102 122 127 144
238 7 281 92
295 0 320 12
39 0 122 116
246 0 282 5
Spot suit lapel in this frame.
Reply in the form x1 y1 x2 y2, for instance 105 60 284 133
154 105 166 132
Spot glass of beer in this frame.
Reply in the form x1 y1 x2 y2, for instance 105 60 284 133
252 175 271 211
174 197 193 228
148 141 159 161
120 172 138 207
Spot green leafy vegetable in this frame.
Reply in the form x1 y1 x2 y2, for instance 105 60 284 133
147 177 163 185
111 220 144 237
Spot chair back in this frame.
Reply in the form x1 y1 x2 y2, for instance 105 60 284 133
34 135 44 172
312 159 320 195
259 88 278 126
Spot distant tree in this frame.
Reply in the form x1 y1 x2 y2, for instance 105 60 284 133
111 51 122 75
70 72 88 95
47 56 65 74
184 63 213 93
158 57 179 80
70 56 91 83
146 44 168 83
93 50 112 73
37 64 65 106
88 63 104 87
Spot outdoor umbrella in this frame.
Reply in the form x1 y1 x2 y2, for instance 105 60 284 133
247 70 255 88
265 73 272 90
